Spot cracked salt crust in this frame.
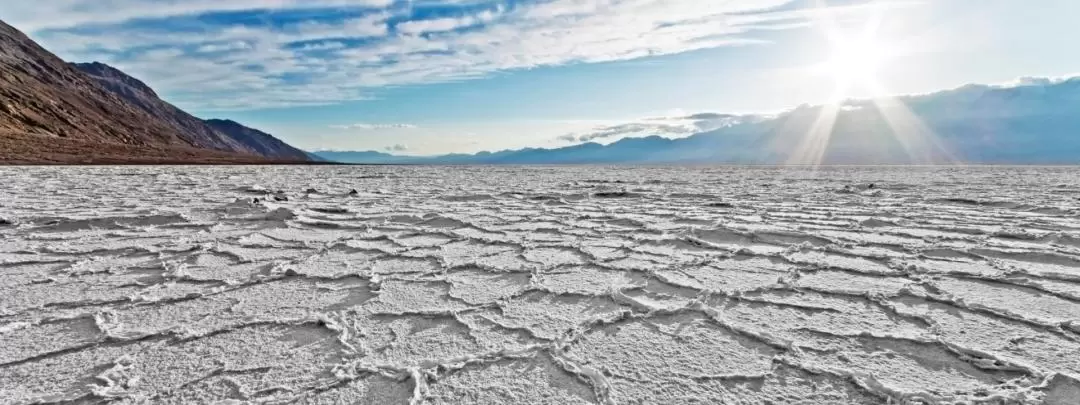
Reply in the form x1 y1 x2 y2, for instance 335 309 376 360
1 165 1079 404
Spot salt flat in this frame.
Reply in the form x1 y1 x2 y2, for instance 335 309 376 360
1 165 1080 404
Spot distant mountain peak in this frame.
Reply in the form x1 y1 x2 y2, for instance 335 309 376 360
203 119 310 161
204 118 242 127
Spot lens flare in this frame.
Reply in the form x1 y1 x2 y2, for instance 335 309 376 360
790 1 954 167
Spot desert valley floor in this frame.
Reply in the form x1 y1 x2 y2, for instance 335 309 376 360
1 165 1079 404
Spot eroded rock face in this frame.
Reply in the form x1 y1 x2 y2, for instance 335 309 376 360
0 20 308 164
1 165 1078 404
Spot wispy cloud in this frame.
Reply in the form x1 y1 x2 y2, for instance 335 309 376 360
9 0 904 111
194 41 253 54
384 143 409 152
559 112 758 143
396 8 502 35
3 0 395 31
573 123 697 143
330 123 419 130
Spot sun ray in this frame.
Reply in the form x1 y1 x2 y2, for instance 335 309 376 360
787 84 846 167
789 0 956 166
865 81 958 165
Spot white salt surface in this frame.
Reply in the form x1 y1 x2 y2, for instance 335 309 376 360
1 165 1080 404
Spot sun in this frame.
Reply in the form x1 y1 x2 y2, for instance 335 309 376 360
825 36 885 85
811 7 893 101
785 2 955 166
815 31 894 101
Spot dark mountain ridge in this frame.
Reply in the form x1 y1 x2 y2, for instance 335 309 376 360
203 119 310 161
0 19 309 164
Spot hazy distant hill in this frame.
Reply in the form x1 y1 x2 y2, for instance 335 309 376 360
0 19 309 164
313 150 418 164
318 78 1080 165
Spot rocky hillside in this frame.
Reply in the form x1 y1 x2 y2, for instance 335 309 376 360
203 119 311 161
0 19 309 164
73 62 311 161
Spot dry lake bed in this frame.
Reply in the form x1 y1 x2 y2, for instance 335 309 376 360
2 165 1080 404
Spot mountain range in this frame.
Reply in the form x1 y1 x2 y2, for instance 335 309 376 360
0 19 309 164
318 78 1080 165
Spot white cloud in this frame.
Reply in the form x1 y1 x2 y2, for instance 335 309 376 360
297 41 349 51
576 123 696 142
558 112 760 143
7 0 909 111
998 74 1080 88
384 143 409 152
396 8 501 35
280 14 391 41
330 123 419 130
195 41 252 53
3 0 395 31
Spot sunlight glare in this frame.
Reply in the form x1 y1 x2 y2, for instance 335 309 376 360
813 4 891 101
787 1 954 167
825 37 885 86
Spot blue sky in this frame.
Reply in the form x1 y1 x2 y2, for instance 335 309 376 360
6 0 1079 154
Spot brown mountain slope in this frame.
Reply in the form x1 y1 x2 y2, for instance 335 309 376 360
70 62 251 153
0 129 292 164
73 62 311 161
204 119 311 161
0 19 310 164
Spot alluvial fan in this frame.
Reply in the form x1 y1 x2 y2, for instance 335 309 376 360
1 165 1079 404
